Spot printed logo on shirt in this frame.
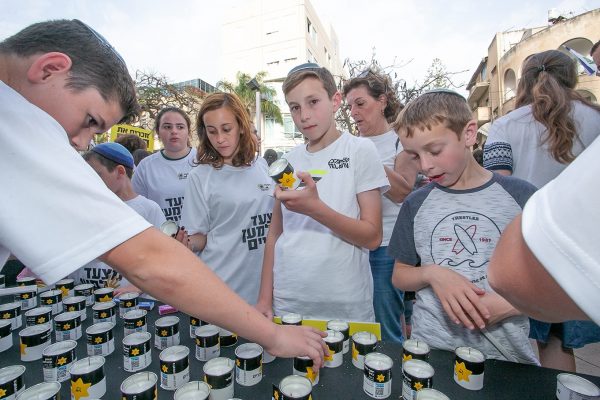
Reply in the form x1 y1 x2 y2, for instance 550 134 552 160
430 211 501 270
242 213 272 251
327 157 350 169
178 172 189 180
163 196 184 221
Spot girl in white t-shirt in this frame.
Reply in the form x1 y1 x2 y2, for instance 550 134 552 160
132 107 197 222
179 93 274 304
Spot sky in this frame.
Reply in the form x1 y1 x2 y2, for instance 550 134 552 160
1 0 599 92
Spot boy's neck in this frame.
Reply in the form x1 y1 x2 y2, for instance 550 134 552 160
448 155 493 190
115 180 138 202
306 126 341 153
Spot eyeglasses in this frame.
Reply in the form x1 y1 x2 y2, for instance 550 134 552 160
72 19 127 67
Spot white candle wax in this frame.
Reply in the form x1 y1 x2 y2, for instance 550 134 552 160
403 359 434 378
455 347 485 363
404 339 430 354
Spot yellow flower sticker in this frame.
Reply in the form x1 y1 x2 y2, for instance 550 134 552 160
57 356 68 366
278 172 296 188
455 360 472 382
71 377 91 400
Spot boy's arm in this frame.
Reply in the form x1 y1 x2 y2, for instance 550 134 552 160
392 260 489 330
478 291 522 326
102 226 327 366
255 199 283 320
275 172 382 250
384 151 418 203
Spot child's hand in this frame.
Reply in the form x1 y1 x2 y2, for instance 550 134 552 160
478 291 521 327
254 300 274 321
275 171 323 217
173 227 193 251
427 266 490 330
114 284 142 298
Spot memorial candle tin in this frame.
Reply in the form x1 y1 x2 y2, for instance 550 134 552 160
556 373 600 399
54 311 82 341
92 301 117 324
63 296 87 322
14 287 37 311
40 290 63 316
17 381 61 399
363 352 393 399
416 388 451 399
453 346 485 391
73 284 94 306
293 356 319 386
0 301 22 330
235 343 263 386
0 365 26 400
402 339 430 364
123 332 152 372
16 277 36 287
93 287 114 304
55 278 75 299
203 357 234 400
324 329 344 368
281 313 302 326
154 315 180 350
124 309 147 336
0 320 12 353
274 375 312 400
120 371 158 400
0 274 4 288
69 356 106 400
174 381 210 400
25 306 53 331
195 325 220 362
118 292 139 318
159 345 190 391
19 324 51 361
327 320 350 354
42 340 78 383
86 322 115 356
402 359 434 400
189 315 208 338
268 158 297 189
352 331 378 369
218 327 237 347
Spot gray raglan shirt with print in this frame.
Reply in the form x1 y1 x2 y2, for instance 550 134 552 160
388 173 539 364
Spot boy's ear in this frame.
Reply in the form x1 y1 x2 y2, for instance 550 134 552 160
463 119 478 147
331 91 343 113
26 52 72 84
116 164 127 177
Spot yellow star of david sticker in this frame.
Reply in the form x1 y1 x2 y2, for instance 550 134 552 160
161 364 168 373
352 343 359 360
100 312 108 319
273 390 279 400
236 359 241 367
71 377 91 400
22 293 30 299
46 299 54 304
68 306 76 312
99 295 111 302
57 356 68 366
278 172 296 188
131 348 140 356
455 361 472 382
376 373 385 383
136 320 143 327
324 349 335 362
403 353 413 362
191 319 198 326
63 323 71 330
125 301 132 308
94 336 103 344
123 397 127 400
2 313 11 319
195 338 200 346
308 395 312 400
37 316 46 324
414 381 424 390
161 330 168 337
0 388 6 397
306 366 317 383
20 342 27 355
59 286 69 298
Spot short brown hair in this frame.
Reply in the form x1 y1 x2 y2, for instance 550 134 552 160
343 69 403 123
394 90 472 138
282 63 337 98
590 40 600 56
195 92 256 168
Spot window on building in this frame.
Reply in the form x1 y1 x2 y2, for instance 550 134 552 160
283 114 303 139
307 18 312 34
480 64 487 81
307 49 316 64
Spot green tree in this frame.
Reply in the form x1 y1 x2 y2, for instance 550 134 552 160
216 71 283 125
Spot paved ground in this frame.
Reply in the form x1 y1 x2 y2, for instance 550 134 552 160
575 342 600 377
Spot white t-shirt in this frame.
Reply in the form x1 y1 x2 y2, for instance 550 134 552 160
273 132 390 321
132 148 197 222
181 159 274 304
363 130 403 246
71 195 166 290
483 101 600 188
522 136 600 325
0 81 150 284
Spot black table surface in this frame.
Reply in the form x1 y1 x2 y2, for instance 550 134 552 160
3 301 600 399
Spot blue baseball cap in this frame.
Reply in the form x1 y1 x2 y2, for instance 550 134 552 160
91 142 135 169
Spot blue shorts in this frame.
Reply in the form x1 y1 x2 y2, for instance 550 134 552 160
529 319 600 349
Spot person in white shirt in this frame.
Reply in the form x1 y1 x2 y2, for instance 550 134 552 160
180 93 274 304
